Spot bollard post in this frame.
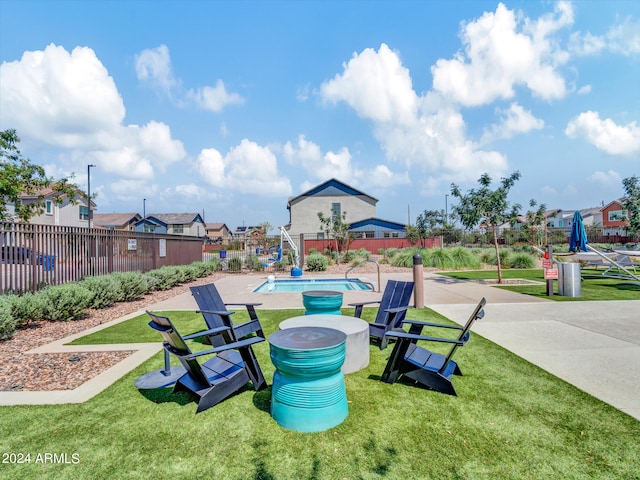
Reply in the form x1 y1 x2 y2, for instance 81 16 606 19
413 254 424 308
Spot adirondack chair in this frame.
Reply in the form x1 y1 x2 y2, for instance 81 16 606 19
381 297 486 396
146 311 267 413
350 280 414 349
190 283 264 347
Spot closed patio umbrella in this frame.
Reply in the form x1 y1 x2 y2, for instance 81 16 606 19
569 211 588 252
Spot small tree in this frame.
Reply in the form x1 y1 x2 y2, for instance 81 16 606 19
522 199 547 246
621 176 640 238
451 171 522 283
404 225 420 246
317 210 350 263
1 129 77 222
415 209 445 247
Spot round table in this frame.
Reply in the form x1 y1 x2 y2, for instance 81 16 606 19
279 315 370 374
269 327 348 432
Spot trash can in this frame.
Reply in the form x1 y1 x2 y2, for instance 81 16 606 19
39 254 55 271
558 262 581 297
219 250 226 259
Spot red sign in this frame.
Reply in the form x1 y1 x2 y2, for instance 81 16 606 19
542 259 552 269
544 268 558 280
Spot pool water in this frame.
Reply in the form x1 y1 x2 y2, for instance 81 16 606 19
254 278 370 293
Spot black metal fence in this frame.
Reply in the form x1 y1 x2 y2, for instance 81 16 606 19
1 223 203 294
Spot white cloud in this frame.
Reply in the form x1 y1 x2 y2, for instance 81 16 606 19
431 2 572 106
187 80 245 112
588 170 622 188
283 135 359 183
320 43 418 125
196 139 292 196
134 44 244 112
481 103 544 143
570 17 640 57
134 44 178 96
0 43 125 147
577 85 591 95
0 44 186 182
565 111 640 156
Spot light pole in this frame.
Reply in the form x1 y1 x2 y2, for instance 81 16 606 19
87 164 96 228
445 194 449 226
143 198 146 219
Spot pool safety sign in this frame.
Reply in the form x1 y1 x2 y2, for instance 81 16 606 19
544 268 558 280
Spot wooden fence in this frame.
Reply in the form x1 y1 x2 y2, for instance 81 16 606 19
1 223 203 294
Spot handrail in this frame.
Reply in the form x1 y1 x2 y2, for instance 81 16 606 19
345 259 380 292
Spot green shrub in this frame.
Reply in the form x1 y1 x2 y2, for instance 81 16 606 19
227 257 243 272
308 248 318 255
449 247 482 269
81 276 120 309
146 266 183 290
390 247 427 267
245 254 265 271
207 257 222 272
9 291 46 323
508 252 536 269
39 284 93 321
424 248 456 269
112 272 149 301
481 249 511 268
306 252 328 272
347 248 371 263
0 295 18 340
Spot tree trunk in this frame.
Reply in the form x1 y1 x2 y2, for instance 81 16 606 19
492 225 503 284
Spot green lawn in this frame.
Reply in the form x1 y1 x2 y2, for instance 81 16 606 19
1 307 639 479
440 268 640 301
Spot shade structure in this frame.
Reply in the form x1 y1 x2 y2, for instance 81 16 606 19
569 211 589 253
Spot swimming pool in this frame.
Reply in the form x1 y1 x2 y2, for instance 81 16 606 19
253 278 371 293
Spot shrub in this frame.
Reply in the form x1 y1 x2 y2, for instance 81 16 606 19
245 254 265 271
9 291 46 324
346 248 371 263
81 276 121 309
306 252 328 272
449 247 482 269
390 247 427 268
0 295 18 340
508 252 536 269
146 266 183 290
424 248 455 269
227 257 243 272
39 284 93 321
112 272 149 301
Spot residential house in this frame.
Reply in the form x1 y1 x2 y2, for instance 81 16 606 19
9 187 95 228
601 200 629 236
205 222 231 244
93 213 142 231
286 178 381 238
135 213 206 237
349 218 406 239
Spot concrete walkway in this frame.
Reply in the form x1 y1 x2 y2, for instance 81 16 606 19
1 271 639 421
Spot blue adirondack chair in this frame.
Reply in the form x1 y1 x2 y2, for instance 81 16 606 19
381 298 486 396
146 311 266 413
190 283 264 347
350 280 415 349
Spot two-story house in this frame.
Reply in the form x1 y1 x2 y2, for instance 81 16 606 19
135 213 206 237
601 200 630 236
93 213 142 231
10 187 95 228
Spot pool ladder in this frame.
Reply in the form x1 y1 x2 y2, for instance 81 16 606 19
345 259 380 292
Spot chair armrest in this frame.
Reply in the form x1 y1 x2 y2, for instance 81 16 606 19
182 325 230 340
348 300 380 307
186 336 265 358
384 306 412 314
401 319 463 330
385 330 465 345
196 309 235 317
225 302 262 308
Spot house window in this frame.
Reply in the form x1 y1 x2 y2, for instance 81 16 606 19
351 232 363 239
143 224 156 233
331 203 341 222
171 224 184 233
365 231 375 239
79 206 89 220
45 200 53 215
608 210 628 222
316 233 325 240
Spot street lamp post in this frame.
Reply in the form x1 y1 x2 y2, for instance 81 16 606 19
445 194 449 225
87 164 96 228
143 198 146 219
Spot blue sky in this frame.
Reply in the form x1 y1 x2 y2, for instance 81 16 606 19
1 0 639 229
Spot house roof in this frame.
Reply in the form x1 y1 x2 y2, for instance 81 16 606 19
349 217 406 231
93 213 141 227
287 178 378 207
19 186 96 208
206 222 230 231
145 213 204 225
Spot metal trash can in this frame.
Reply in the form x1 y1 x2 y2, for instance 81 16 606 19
558 262 581 297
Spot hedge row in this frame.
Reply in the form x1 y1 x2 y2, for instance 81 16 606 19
0 259 222 341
